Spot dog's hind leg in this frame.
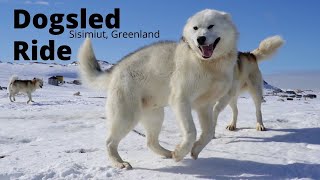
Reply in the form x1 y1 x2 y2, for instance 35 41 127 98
106 116 138 169
8 91 14 102
141 108 172 158
250 88 265 131
9 89 16 102
248 75 266 131
226 97 238 131
191 104 214 160
12 92 16 102
9 94 13 102
106 95 140 169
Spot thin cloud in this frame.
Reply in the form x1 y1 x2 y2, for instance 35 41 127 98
35 1 49 5
25 0 49 6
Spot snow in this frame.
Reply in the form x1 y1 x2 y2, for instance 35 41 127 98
0 62 320 180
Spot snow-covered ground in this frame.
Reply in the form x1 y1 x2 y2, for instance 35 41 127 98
0 62 319 180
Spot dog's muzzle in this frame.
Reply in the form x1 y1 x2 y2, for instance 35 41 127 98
198 37 221 59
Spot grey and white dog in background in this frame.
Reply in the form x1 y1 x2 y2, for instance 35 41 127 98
8 76 43 103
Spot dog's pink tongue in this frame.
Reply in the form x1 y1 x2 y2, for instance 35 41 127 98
201 45 213 58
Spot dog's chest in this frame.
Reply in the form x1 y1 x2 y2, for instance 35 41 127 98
193 72 232 105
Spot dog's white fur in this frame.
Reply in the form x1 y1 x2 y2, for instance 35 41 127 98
168 9 238 161
8 76 43 103
80 39 177 169
224 36 284 131
79 9 284 169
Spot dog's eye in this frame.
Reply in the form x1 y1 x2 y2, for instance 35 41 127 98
193 26 198 30
208 25 214 29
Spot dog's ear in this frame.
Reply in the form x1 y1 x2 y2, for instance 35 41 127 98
221 11 232 21
33 77 36 80
181 36 186 42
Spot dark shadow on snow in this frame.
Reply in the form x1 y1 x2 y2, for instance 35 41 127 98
140 157 320 179
231 128 320 145
137 128 320 179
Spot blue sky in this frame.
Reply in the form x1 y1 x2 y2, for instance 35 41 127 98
1 0 320 74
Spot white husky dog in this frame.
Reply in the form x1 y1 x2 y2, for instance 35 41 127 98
79 9 280 169
8 76 43 103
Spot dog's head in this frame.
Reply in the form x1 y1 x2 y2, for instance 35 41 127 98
182 9 238 61
33 78 44 88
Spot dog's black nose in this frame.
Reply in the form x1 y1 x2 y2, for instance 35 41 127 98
197 36 206 45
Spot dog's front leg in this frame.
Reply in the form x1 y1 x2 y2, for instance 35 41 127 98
191 104 213 159
212 94 233 137
27 92 33 103
171 95 196 162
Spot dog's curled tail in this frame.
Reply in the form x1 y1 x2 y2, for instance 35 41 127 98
8 75 18 86
252 35 284 61
8 75 18 92
78 38 111 90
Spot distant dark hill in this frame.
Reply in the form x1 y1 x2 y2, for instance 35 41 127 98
69 60 113 67
263 80 282 92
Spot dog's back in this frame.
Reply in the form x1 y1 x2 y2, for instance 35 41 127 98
10 80 36 93
235 52 261 91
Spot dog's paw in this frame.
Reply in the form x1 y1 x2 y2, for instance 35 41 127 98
172 150 183 162
226 124 236 131
191 151 198 160
172 145 188 162
190 141 203 160
114 161 132 170
256 124 266 131
190 147 200 160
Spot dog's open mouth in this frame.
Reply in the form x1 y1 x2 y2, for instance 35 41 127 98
198 37 221 59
